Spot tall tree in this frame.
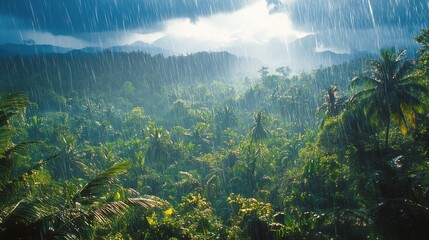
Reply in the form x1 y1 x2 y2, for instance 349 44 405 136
249 111 269 143
215 105 237 131
350 48 427 149
145 126 171 170
317 85 347 127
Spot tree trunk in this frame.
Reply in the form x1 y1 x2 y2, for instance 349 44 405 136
385 116 390 150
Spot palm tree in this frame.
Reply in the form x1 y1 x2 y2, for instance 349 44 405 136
249 111 269 143
191 123 213 155
0 161 161 239
350 48 427 149
145 126 171 169
215 106 237 131
317 85 347 127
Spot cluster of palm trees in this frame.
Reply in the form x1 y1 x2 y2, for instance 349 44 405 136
0 93 161 239
317 48 429 239
319 48 426 149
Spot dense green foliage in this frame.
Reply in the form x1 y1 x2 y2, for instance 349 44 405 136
1 29 429 239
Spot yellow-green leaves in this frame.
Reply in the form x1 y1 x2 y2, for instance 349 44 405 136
114 192 121 201
164 207 174 216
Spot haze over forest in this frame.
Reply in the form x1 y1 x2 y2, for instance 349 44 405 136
1 1 429 239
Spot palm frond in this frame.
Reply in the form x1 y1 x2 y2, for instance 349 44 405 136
391 109 408 135
397 82 428 95
394 59 415 82
90 201 130 225
17 153 60 178
126 197 163 208
397 93 425 115
349 76 380 88
0 92 30 186
74 161 131 201
395 48 407 62
2 141 43 158
401 104 417 129
349 88 377 102
0 92 28 112
43 208 91 240
0 141 44 181
43 197 162 239
1 199 52 226
0 153 59 197
90 197 162 225
0 129 12 147
0 92 28 128
0 91 28 105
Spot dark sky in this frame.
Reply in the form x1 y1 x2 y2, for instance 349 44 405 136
283 0 429 30
0 0 256 34
0 0 427 51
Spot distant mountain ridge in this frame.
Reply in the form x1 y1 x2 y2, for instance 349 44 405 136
0 37 372 71
0 43 72 57
0 41 172 58
148 34 382 70
0 35 418 70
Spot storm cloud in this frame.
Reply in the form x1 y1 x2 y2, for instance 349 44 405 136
279 0 429 31
0 0 256 35
0 0 427 53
